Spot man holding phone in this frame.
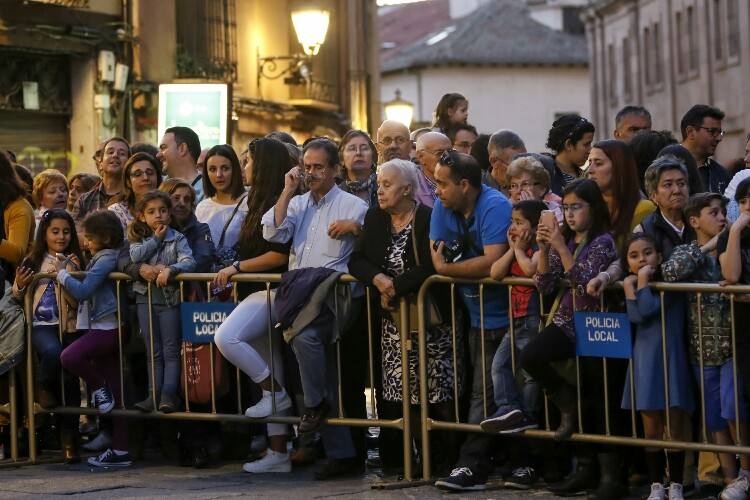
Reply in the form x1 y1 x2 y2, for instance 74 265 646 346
429 150 512 492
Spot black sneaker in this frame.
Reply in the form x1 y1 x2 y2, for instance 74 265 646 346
499 414 539 435
92 386 115 414
87 448 132 467
434 467 487 491
504 466 538 490
480 408 523 433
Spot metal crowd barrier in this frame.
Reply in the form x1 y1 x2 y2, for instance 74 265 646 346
416 276 750 481
20 269 750 485
21 271 419 485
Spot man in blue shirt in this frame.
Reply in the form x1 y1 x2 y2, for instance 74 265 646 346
262 139 368 479
429 150 512 491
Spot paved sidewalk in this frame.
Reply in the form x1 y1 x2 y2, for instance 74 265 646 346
0 459 560 499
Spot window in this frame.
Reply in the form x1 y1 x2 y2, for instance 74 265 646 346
608 43 617 105
714 0 724 60
623 37 632 100
176 0 237 81
688 6 699 72
653 22 663 84
643 27 651 86
676 11 685 75
728 0 740 58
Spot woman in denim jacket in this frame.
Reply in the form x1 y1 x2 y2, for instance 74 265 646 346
58 210 132 467
128 191 195 414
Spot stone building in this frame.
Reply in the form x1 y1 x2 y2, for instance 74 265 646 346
0 0 379 175
584 0 750 164
379 0 590 152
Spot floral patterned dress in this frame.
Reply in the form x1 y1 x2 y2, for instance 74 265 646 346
380 223 461 404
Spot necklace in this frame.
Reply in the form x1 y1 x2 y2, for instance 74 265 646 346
391 202 417 233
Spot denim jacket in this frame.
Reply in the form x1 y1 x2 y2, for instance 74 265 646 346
129 228 196 306
57 248 119 322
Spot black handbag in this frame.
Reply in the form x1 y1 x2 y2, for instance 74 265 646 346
211 194 247 272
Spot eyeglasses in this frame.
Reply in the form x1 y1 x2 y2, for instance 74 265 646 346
509 181 541 192
699 126 725 137
378 137 410 147
561 202 588 213
131 169 156 178
454 141 473 149
344 144 372 154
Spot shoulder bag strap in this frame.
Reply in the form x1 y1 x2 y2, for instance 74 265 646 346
218 194 247 247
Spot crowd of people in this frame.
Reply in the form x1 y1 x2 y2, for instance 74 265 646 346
3 92 750 500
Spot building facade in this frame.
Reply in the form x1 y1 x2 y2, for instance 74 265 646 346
584 0 750 164
0 0 379 176
379 0 590 152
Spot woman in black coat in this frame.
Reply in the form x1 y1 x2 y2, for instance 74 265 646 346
349 158 461 475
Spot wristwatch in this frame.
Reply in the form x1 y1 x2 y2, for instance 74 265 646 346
232 260 241 272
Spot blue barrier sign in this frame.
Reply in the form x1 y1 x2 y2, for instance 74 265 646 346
181 302 236 344
574 311 632 359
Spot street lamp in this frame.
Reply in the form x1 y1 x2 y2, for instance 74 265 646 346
291 9 330 56
384 89 414 128
257 7 331 87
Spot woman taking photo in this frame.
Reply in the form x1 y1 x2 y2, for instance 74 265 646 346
349 158 459 474
213 137 293 474
108 152 163 231
338 130 378 208
546 114 595 196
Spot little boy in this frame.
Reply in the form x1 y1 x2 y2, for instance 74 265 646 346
663 192 750 500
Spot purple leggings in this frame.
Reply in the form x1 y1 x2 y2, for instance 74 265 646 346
60 328 127 450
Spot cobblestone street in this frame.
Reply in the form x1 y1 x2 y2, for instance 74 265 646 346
0 457 561 499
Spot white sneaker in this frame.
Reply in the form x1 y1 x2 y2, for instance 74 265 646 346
668 482 684 500
242 450 291 473
647 482 666 500
81 430 111 452
722 476 750 500
245 390 292 418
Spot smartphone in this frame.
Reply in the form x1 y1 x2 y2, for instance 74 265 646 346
19 257 32 270
540 210 557 230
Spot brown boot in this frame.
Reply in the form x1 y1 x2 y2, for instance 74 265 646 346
36 388 58 410
61 431 80 464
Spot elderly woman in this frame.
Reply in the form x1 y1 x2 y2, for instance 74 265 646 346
338 129 378 207
506 155 562 206
349 158 459 473
108 152 163 231
634 155 693 258
32 169 69 230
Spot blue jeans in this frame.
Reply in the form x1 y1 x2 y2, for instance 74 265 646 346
32 325 64 389
137 303 181 396
491 315 540 418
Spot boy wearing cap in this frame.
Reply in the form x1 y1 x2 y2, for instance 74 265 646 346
663 192 750 500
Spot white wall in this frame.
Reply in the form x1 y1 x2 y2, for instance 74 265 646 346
381 65 591 152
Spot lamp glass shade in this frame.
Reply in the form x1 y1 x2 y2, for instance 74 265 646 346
292 9 330 56
384 91 414 128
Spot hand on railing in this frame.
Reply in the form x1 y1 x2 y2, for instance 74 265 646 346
139 264 163 283
212 265 238 289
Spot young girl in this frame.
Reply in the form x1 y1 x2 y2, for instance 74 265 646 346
483 200 546 434
621 233 694 500
519 179 617 441
13 209 84 462
128 191 195 414
58 210 131 467
431 92 468 134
